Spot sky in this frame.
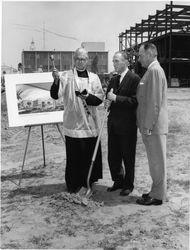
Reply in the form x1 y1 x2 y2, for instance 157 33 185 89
1 0 189 72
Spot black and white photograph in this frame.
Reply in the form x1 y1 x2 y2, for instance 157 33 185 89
5 72 64 127
1 1 190 249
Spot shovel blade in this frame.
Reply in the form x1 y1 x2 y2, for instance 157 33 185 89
81 197 88 206
81 188 93 206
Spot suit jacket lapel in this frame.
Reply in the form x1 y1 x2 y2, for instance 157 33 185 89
112 75 120 93
116 71 130 93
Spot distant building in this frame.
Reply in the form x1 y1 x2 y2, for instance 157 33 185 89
21 50 108 74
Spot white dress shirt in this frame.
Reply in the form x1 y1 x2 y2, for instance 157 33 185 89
119 68 129 83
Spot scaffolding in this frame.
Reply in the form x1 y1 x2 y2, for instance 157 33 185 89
119 1 190 87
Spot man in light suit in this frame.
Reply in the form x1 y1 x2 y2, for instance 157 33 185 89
136 43 168 205
106 51 140 196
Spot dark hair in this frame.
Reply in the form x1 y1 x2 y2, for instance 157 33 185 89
115 51 128 60
142 42 158 57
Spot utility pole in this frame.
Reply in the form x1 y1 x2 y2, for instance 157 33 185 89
43 21 45 50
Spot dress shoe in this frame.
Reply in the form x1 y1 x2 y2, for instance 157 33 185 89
107 182 123 192
142 193 150 199
136 196 162 206
120 189 132 196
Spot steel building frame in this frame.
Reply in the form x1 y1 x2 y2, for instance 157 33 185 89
119 1 190 86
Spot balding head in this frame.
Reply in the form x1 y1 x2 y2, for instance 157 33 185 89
74 47 89 71
74 48 89 60
112 51 129 74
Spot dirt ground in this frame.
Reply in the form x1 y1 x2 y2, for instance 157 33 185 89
1 88 190 249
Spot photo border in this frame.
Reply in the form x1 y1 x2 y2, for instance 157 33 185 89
5 72 64 127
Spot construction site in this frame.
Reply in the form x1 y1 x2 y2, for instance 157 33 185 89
1 2 190 249
119 1 190 87
2 2 190 88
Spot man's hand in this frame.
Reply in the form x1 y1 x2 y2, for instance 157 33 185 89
52 69 60 85
107 88 116 102
104 99 112 109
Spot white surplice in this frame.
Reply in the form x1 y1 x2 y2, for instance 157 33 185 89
58 68 104 138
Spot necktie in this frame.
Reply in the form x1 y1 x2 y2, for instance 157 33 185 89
117 75 121 89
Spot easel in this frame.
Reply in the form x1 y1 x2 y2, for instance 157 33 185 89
12 123 65 187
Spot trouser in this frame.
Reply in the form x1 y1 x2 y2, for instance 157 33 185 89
142 134 167 200
108 130 137 190
65 136 102 192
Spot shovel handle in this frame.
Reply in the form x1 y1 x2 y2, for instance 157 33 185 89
92 108 108 162
86 107 109 189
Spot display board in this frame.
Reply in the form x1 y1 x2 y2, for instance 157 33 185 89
5 72 64 127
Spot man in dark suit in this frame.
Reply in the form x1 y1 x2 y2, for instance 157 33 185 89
106 51 140 196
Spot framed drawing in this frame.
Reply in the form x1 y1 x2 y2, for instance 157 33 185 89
5 72 64 127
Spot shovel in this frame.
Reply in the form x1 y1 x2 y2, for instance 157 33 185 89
82 106 109 205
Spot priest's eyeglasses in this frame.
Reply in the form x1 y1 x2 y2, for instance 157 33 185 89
75 57 87 62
